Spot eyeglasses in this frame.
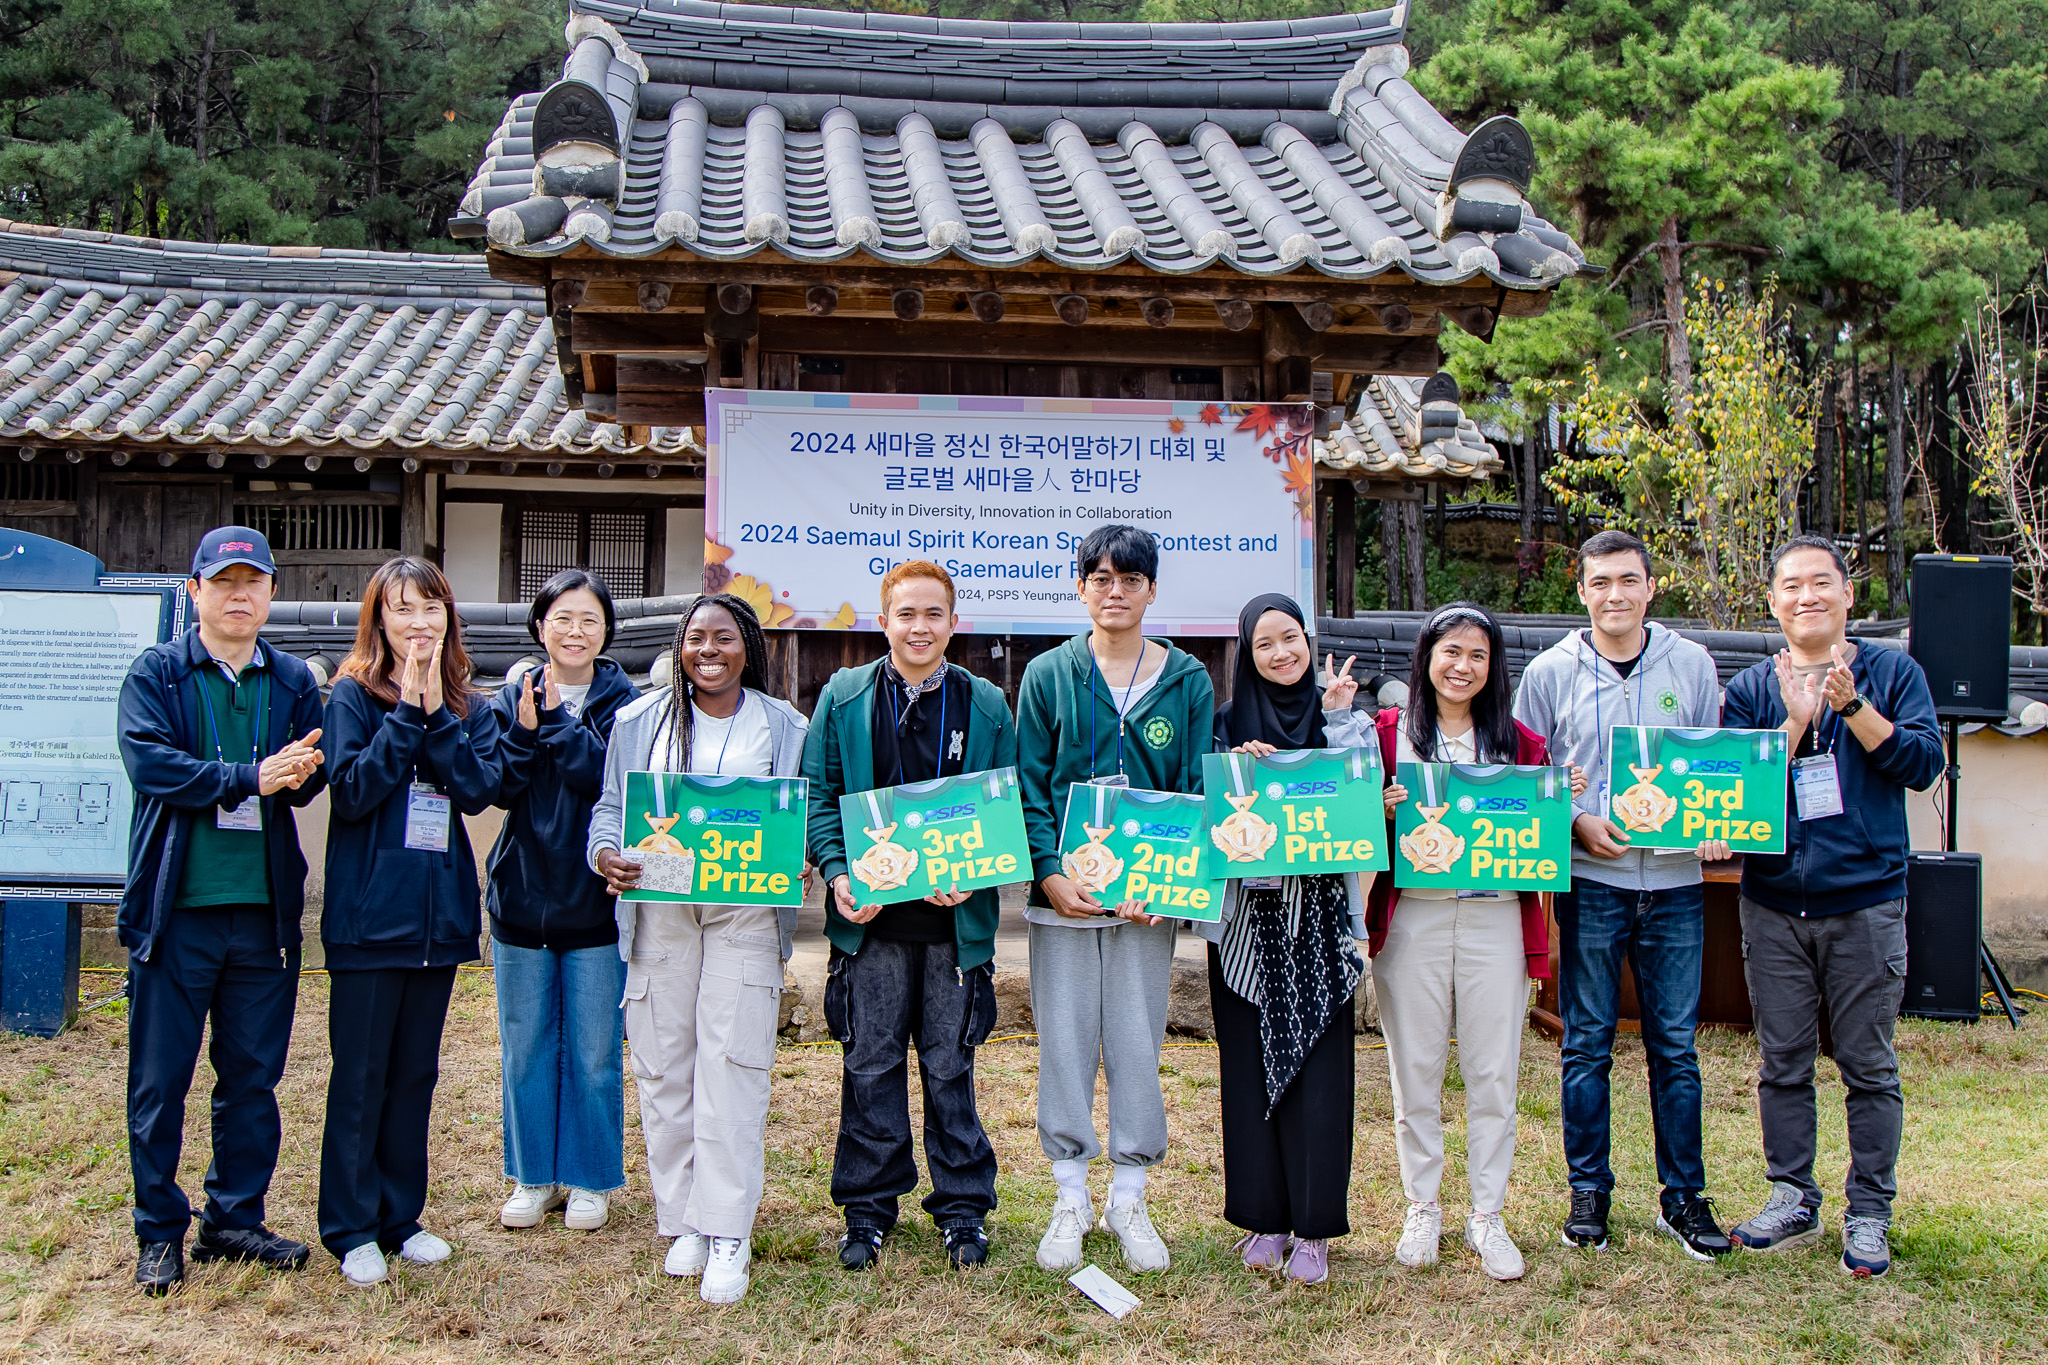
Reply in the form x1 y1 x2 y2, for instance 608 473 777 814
1083 573 1149 594
543 614 604 636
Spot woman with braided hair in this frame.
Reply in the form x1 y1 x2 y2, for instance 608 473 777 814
586 593 809 1304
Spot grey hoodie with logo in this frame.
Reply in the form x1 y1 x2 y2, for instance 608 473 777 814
1511 623 1724 893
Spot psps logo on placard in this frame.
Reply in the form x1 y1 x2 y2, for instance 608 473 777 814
1690 760 1743 776
1474 797 1529 813
698 807 762 825
1138 822 1193 841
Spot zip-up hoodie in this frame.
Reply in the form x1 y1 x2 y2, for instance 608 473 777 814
484 657 639 951
322 678 503 971
116 629 329 963
1721 641 1943 917
1016 631 1215 921
1512 622 1723 892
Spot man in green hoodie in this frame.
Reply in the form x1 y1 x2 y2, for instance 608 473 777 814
1016 524 1215 1276
803 560 1015 1272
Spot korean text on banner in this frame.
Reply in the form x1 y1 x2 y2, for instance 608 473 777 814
1057 783 1225 922
1393 763 1573 892
621 771 809 907
1201 748 1389 877
840 767 1032 905
702 388 1315 634
1607 727 1789 854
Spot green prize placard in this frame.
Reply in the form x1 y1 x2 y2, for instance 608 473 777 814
1607 726 1789 854
621 770 809 906
1201 747 1389 877
1393 762 1573 892
1057 783 1225 922
839 767 1032 905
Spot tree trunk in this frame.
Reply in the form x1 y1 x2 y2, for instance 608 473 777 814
1656 214 1692 422
1851 352 1868 571
1380 496 1403 611
1954 343 1979 554
367 60 384 245
1814 368 1840 537
195 25 216 243
1887 354 1908 609
1403 498 1426 611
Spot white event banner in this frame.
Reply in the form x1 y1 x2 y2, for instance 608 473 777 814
703 388 1315 634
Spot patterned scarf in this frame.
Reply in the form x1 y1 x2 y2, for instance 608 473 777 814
1219 872 1363 1115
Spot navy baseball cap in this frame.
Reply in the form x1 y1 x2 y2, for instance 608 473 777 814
190 526 277 579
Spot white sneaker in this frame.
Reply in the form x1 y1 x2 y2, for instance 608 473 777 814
1396 1201 1442 1268
398 1230 452 1265
664 1232 709 1278
340 1243 388 1287
500 1183 564 1229
563 1188 609 1231
1465 1211 1526 1281
1101 1197 1171 1273
700 1237 751 1303
1036 1195 1092 1272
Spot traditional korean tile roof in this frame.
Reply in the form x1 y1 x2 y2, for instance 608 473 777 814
458 3 1586 289
1316 372 1501 478
0 222 698 459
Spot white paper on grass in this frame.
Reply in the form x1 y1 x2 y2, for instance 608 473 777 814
1068 1264 1140 1319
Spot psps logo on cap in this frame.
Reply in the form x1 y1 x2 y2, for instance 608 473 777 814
191 525 277 579
218 541 256 554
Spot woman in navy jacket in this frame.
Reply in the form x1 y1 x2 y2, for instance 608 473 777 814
485 569 639 1235
318 556 501 1288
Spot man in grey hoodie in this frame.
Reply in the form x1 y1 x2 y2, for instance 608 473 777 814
1512 530 1732 1261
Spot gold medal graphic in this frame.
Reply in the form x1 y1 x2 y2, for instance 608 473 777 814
1400 804 1466 875
1062 824 1125 896
851 821 919 893
1612 763 1678 833
1211 791 1280 863
633 813 688 855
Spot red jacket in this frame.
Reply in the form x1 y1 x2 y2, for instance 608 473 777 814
1363 707 1554 981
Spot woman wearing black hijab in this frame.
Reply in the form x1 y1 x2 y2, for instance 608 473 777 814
1202 594 1374 1284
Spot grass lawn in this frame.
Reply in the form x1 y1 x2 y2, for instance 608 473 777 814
1 972 2044 1363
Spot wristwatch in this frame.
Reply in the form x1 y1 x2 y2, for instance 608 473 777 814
1836 695 1867 718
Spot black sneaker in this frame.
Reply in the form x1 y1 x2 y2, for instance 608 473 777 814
838 1225 885 1271
191 1222 311 1269
944 1224 989 1267
1560 1189 1610 1250
135 1239 184 1296
1657 1193 1733 1261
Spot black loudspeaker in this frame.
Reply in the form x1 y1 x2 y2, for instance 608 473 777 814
1904 852 1983 1021
1908 555 2011 719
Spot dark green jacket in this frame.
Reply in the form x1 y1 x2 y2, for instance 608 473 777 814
802 659 1018 970
1016 632 1216 909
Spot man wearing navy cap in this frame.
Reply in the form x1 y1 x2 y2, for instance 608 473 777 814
117 526 328 1293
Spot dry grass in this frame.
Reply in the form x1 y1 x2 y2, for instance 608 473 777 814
1 973 2045 1363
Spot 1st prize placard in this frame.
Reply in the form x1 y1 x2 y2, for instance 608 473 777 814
1201 747 1389 878
1393 763 1573 892
839 767 1032 905
1057 783 1225 922
1607 726 1788 854
621 771 809 907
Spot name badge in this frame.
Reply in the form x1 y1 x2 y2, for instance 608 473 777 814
1242 877 1283 891
218 796 262 832
405 781 452 851
1791 755 1844 821
1089 774 1130 788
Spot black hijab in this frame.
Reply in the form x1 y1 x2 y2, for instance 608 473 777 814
1218 594 1326 750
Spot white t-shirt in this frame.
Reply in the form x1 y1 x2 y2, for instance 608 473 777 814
648 693 774 777
553 682 591 717
1395 718 1514 903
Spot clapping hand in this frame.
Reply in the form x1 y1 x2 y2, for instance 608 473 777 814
1822 644 1857 712
1322 653 1359 710
1774 649 1821 730
257 728 325 795
515 669 540 731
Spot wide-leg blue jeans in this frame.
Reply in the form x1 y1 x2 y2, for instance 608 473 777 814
494 940 627 1192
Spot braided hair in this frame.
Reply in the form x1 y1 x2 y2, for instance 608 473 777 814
665 592 771 772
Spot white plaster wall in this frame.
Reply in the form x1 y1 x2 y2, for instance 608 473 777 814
444 502 502 602
665 506 704 596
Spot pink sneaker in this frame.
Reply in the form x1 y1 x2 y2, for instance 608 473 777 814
1235 1232 1291 1270
1285 1237 1330 1284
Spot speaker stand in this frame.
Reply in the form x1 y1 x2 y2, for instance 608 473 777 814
1946 717 2024 1029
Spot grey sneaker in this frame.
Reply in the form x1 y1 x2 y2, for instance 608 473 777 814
1729 1182 1822 1253
1841 1216 1892 1279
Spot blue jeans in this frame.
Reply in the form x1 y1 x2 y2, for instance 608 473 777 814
1555 882 1706 1201
494 940 627 1192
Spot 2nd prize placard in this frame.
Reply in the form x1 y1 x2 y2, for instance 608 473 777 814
621 771 809 907
1393 763 1573 892
1057 783 1225 922
1606 726 1788 854
1201 747 1389 877
840 767 1032 905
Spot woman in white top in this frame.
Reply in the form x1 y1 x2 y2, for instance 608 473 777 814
1364 603 1582 1282
587 593 809 1304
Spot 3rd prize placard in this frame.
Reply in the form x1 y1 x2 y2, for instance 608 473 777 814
839 767 1032 905
1057 783 1224 922
621 771 809 907
1201 747 1389 878
1393 763 1573 892
1606 726 1788 854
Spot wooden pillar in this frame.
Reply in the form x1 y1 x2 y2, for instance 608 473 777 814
1403 496 1426 611
1313 482 1329 617
399 467 427 557
1378 493 1402 611
1330 478 1356 619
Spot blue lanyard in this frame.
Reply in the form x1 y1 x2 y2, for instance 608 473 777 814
885 667 947 786
1087 645 1147 780
197 663 267 766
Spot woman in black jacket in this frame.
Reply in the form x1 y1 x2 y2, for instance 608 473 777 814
486 569 638 1235
319 556 500 1288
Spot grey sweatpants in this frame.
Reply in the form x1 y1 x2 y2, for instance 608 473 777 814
1027 919 1177 1167
1739 896 1907 1220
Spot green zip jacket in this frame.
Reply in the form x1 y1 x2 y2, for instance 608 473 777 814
1016 631 1216 909
802 658 1018 970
